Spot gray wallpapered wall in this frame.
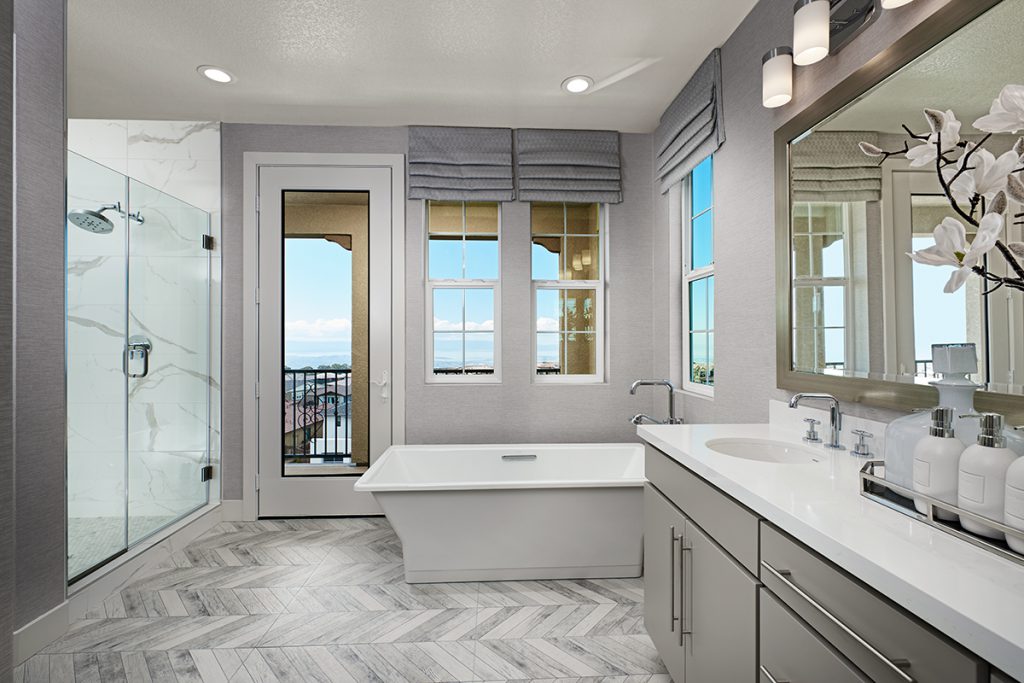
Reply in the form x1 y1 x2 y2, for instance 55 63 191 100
13 0 67 632
1 0 15 675
218 125 657 500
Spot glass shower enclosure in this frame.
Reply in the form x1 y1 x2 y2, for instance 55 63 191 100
66 151 213 582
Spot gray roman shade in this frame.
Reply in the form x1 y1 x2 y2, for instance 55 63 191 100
515 129 622 204
655 49 725 194
408 126 514 201
791 132 882 202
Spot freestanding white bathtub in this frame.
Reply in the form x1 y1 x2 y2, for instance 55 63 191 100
354 443 645 583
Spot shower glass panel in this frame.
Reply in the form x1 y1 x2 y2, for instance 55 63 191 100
66 153 130 580
66 151 211 582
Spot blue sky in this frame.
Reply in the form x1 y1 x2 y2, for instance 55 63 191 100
284 239 352 367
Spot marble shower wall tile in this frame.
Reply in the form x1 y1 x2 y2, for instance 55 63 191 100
67 119 223 524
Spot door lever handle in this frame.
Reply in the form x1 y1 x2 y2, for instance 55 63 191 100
371 370 389 400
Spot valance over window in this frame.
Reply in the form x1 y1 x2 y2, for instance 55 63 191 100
791 132 882 203
655 49 725 194
515 129 622 204
408 126 514 201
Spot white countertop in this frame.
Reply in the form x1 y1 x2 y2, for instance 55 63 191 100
638 421 1024 679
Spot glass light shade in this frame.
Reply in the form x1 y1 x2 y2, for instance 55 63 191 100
762 49 793 108
881 0 915 8
793 0 830 66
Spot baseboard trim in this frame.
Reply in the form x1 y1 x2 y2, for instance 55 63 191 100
403 564 643 584
15 503 223 664
13 602 68 664
219 499 246 521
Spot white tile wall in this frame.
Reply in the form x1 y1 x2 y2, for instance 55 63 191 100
67 119 222 526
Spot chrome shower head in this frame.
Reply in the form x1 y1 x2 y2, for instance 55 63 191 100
67 208 116 234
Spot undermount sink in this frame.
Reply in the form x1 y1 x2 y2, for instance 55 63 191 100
705 437 821 464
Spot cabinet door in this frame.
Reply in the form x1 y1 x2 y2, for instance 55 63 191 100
685 518 759 683
760 588 870 683
643 484 686 682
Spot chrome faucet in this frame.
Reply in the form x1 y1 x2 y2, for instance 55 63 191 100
630 379 683 425
788 393 844 449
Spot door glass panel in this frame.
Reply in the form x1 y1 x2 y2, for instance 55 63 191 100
282 191 369 475
66 152 129 581
126 179 210 544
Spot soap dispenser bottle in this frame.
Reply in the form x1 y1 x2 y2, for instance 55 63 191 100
957 413 1018 540
912 407 964 521
883 344 981 490
1004 445 1024 554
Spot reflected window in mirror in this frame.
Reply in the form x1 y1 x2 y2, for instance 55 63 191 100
684 155 715 395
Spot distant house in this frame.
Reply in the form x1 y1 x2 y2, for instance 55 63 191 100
283 371 352 455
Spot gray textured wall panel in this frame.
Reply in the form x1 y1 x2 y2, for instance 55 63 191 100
1 0 15 675
654 0 955 425
14 0 67 630
220 125 655 499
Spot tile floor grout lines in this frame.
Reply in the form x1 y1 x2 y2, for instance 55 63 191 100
16 517 666 682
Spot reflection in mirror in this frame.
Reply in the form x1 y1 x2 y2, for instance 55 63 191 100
787 0 1024 395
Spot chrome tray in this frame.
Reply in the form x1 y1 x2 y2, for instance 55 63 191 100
859 460 1024 568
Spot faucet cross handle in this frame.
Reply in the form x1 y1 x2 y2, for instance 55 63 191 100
850 429 874 458
802 418 822 444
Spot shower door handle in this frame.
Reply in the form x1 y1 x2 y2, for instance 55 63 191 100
124 335 153 378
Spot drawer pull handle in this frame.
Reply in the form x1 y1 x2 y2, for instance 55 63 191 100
761 561 915 683
680 543 693 641
670 527 680 632
759 666 788 683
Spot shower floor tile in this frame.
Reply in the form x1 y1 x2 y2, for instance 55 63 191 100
18 518 666 682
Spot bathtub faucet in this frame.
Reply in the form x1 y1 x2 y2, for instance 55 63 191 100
629 379 683 425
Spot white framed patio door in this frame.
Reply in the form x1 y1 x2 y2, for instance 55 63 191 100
257 165 393 517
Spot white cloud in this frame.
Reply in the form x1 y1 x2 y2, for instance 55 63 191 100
285 317 352 341
433 317 494 332
536 316 559 332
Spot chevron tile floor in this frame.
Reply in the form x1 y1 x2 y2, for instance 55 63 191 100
16 518 668 682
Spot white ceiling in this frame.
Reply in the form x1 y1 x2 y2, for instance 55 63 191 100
68 0 757 133
822 0 1024 134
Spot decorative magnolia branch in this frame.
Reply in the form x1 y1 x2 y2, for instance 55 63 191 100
859 84 1024 295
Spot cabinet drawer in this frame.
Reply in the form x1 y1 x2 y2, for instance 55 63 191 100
645 445 760 573
760 588 869 683
761 523 985 683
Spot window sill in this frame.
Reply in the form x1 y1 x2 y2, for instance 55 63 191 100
678 385 714 401
426 376 502 386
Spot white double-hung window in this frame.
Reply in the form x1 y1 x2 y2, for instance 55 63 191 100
425 200 500 382
683 156 714 395
531 202 605 382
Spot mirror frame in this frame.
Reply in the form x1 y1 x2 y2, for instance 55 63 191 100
774 0 1024 421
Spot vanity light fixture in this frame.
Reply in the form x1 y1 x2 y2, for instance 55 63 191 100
762 47 794 109
793 0 830 65
561 75 593 94
197 65 235 84
880 0 915 8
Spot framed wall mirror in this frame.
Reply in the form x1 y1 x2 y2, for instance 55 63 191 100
775 0 1024 419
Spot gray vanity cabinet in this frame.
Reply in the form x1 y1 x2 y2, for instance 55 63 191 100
759 588 870 683
643 483 686 681
685 516 758 682
644 479 758 683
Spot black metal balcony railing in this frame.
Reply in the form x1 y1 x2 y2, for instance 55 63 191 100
823 360 935 376
283 368 351 460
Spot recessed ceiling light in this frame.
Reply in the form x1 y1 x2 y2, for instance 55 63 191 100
197 65 234 84
561 75 594 94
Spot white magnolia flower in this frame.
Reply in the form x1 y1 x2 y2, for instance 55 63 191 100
974 85 1024 134
909 214 1004 293
942 148 1018 201
906 109 961 167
